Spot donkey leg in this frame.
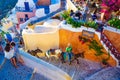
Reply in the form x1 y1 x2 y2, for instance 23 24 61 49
69 61 72 65
60 56 65 64
76 58 79 64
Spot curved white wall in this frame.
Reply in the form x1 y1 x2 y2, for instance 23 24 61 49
19 50 71 80
22 27 59 52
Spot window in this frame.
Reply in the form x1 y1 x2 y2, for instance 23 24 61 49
19 18 24 22
25 14 28 18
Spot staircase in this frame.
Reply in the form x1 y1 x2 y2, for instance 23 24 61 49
85 67 120 80
40 57 120 80
0 59 33 80
0 55 48 80
32 73 50 80
30 7 65 24
41 57 102 80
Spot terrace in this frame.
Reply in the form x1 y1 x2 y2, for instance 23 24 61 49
20 17 119 79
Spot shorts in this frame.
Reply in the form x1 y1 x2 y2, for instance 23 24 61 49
12 56 16 59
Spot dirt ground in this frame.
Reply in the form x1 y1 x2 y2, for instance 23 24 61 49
59 29 117 66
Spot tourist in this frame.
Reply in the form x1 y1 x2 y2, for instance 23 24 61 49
70 10 75 16
75 11 82 20
11 41 24 65
4 43 18 68
82 3 89 22
91 10 97 21
65 43 73 62
5 39 11 44
19 38 24 49
5 33 12 42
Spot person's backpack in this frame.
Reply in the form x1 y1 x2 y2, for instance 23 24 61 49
6 33 12 42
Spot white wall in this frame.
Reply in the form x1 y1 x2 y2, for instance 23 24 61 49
50 3 61 13
19 50 71 80
22 28 59 52
104 26 120 34
36 3 61 17
66 0 78 12
35 9 46 18
20 16 38 30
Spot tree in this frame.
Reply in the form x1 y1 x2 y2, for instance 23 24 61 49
101 0 120 21
0 0 18 20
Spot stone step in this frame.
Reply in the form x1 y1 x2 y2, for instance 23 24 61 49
32 72 50 80
41 57 102 80
0 60 33 80
85 67 120 80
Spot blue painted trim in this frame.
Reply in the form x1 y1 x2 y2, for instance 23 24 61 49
51 0 60 4
33 0 38 3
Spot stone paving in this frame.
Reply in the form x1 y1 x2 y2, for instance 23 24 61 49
85 67 120 80
41 57 102 80
40 57 120 80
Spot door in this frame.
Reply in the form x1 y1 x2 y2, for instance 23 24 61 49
24 2 30 11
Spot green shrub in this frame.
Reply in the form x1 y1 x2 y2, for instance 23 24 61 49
66 17 83 28
102 53 110 65
66 17 74 24
89 40 104 56
61 11 70 20
85 21 98 29
108 18 120 29
0 29 8 38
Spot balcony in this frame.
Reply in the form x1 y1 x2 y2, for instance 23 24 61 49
15 6 35 12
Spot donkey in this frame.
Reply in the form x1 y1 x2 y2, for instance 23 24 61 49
60 51 85 65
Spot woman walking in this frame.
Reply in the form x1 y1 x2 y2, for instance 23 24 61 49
4 43 18 68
